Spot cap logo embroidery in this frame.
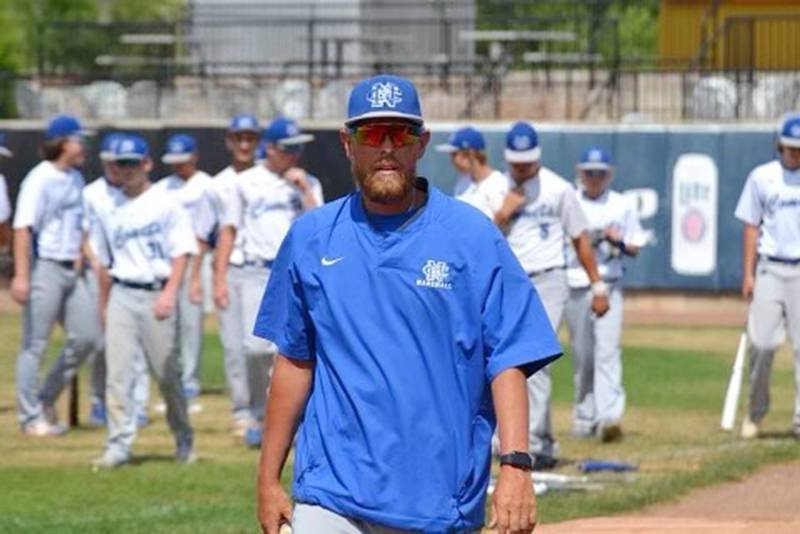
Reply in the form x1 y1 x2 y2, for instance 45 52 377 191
286 123 300 136
120 139 135 153
367 82 403 109
513 135 531 150
170 142 184 152
589 149 603 161
790 124 800 138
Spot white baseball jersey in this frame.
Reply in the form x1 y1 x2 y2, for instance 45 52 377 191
82 177 119 233
194 166 245 266
89 185 198 283
13 161 85 261
452 169 507 219
152 171 213 240
504 167 588 274
0 173 10 223
232 165 323 263
566 189 647 288
735 160 800 259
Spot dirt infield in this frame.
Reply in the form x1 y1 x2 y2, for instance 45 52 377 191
540 461 800 533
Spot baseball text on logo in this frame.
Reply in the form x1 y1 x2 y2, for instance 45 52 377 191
416 259 453 290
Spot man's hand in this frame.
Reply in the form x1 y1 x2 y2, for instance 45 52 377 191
284 167 310 193
10 275 29 305
189 275 203 305
742 274 755 301
489 465 537 533
500 188 527 218
257 480 293 534
153 289 177 320
213 278 229 310
591 294 610 317
603 225 623 243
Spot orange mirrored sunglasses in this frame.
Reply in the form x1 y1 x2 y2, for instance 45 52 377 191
348 123 423 148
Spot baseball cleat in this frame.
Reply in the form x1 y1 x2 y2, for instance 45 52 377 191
23 420 67 438
175 436 196 464
740 417 759 439
244 426 263 449
90 451 130 470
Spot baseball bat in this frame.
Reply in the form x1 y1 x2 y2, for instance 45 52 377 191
720 332 748 431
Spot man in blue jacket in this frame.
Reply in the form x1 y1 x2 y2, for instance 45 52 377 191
254 74 562 534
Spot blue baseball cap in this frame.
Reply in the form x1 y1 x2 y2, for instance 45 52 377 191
504 121 541 163
46 114 90 140
255 142 266 162
162 133 197 164
577 146 612 171
779 115 800 148
263 117 314 147
229 114 260 133
113 134 149 161
435 126 485 153
0 132 12 158
99 132 125 162
345 74 423 126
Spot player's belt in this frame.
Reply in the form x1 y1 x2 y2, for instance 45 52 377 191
527 265 566 278
243 259 275 269
112 277 167 291
42 258 77 270
766 256 800 265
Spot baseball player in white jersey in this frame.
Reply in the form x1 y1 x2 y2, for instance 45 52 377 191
220 117 323 446
565 147 646 442
194 114 260 436
89 134 196 468
735 115 800 440
0 133 13 252
83 133 151 428
12 115 101 436
494 121 609 468
153 133 212 407
435 126 507 219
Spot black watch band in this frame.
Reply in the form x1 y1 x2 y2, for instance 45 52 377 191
499 451 533 470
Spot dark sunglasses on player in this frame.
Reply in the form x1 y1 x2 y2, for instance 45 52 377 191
277 143 305 155
583 169 608 178
348 122 423 148
114 158 143 168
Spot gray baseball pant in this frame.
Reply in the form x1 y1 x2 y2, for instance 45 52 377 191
527 268 568 458
216 264 250 421
178 271 204 396
241 263 277 422
104 285 192 458
565 283 625 435
85 269 150 414
292 503 420 534
746 259 800 432
17 259 100 427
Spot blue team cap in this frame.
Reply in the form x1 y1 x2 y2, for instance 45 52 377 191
577 146 612 171
113 134 149 161
162 133 197 164
435 126 485 153
779 115 800 148
46 114 90 140
99 132 124 162
255 142 266 162
263 117 314 147
504 121 541 163
345 74 423 126
0 132 12 158
229 114 260 133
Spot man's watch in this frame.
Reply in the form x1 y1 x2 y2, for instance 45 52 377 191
499 451 533 471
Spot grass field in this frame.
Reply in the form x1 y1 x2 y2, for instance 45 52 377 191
0 309 798 533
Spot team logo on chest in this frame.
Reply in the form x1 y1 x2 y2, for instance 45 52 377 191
416 259 453 290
